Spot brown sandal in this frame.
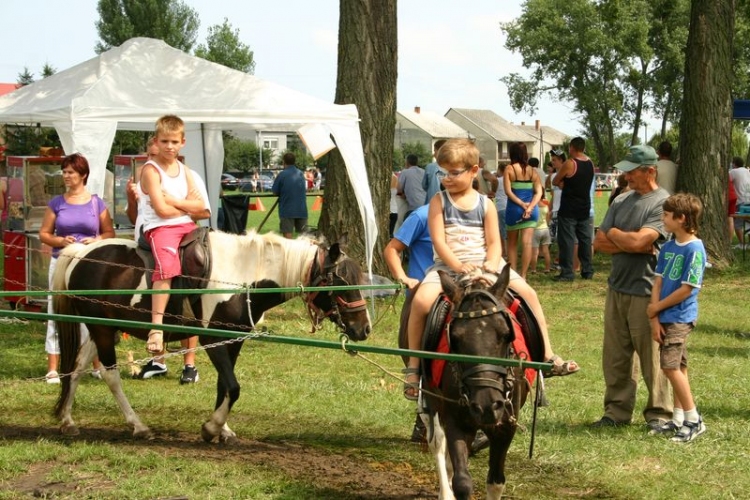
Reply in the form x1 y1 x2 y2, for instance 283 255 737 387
402 367 420 401
147 329 164 354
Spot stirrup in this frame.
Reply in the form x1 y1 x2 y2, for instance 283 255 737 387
147 329 164 354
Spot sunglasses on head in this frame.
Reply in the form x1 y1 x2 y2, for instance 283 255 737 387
550 149 564 156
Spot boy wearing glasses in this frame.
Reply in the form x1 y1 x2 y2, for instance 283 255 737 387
402 138 501 399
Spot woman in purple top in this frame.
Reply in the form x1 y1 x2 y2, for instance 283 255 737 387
39 153 115 384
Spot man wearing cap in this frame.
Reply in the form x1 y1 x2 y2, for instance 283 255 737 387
552 136 595 281
591 145 673 430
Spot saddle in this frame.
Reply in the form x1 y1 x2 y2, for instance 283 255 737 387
421 289 544 390
135 226 213 294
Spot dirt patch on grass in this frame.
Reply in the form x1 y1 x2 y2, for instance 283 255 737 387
0 425 435 499
4 461 116 499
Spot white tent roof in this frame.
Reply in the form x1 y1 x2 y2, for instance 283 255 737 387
0 37 377 272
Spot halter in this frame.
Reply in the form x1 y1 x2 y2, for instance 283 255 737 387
304 247 367 332
449 285 517 417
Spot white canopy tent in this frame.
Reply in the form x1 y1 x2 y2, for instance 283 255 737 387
0 37 377 272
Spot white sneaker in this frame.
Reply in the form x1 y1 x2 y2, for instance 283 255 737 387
46 370 61 384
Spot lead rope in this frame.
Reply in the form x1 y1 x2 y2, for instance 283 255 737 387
245 286 257 330
338 334 463 405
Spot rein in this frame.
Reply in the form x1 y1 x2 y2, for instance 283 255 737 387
449 285 518 421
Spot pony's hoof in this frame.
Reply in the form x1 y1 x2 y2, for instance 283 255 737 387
219 433 239 446
60 424 80 436
133 427 153 440
201 423 218 443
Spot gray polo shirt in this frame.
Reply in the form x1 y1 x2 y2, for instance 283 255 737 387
599 187 669 296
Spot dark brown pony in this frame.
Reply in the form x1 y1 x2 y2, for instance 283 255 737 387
401 265 529 500
52 231 371 442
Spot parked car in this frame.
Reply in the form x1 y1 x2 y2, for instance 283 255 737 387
221 173 240 191
595 173 618 190
257 172 275 192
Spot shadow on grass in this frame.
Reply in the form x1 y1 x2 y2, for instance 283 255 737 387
694 323 750 340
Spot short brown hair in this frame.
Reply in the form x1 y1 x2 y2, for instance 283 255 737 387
436 138 478 169
60 153 90 185
663 193 702 234
155 115 185 138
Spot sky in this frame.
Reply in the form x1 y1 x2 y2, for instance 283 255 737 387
0 0 655 138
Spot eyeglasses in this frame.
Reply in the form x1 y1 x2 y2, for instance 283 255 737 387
550 149 564 156
436 168 470 180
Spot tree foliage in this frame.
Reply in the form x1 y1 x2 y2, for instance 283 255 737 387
501 0 691 169
95 0 200 53
223 135 275 173
393 141 432 169
194 19 255 73
17 67 34 86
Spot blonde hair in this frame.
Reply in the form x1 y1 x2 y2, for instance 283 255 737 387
146 135 156 148
436 138 479 169
155 115 185 138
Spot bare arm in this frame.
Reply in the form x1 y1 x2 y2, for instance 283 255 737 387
163 165 204 213
384 239 419 291
649 275 665 344
125 179 138 224
647 282 694 319
482 198 502 271
593 228 623 254
553 159 574 188
141 165 184 219
503 166 526 208
527 171 543 211
606 227 660 254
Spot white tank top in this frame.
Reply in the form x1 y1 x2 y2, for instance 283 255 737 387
140 160 193 232
435 190 488 264
389 186 398 214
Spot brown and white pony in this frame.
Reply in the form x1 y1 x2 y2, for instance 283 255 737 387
52 231 371 443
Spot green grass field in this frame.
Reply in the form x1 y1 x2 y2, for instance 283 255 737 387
235 188 610 235
1 189 750 498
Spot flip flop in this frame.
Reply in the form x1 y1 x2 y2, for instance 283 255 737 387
544 355 580 377
147 329 164 354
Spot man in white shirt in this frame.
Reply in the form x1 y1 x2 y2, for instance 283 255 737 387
729 156 750 247
655 141 678 194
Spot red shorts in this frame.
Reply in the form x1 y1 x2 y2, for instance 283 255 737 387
145 222 197 281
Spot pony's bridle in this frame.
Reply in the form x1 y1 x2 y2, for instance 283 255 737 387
304 248 367 332
450 287 517 414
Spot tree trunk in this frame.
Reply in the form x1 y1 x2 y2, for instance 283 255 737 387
678 0 735 267
319 0 397 274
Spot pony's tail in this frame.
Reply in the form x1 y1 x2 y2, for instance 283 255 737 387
53 248 81 419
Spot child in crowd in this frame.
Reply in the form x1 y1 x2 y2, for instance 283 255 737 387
403 138 502 399
647 193 707 442
530 191 552 273
139 115 204 354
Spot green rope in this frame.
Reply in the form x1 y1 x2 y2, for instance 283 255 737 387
0 283 402 298
0 309 552 371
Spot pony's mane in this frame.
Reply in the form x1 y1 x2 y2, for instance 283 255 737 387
210 230 320 293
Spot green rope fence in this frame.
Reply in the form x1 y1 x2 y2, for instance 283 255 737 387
0 308 553 371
